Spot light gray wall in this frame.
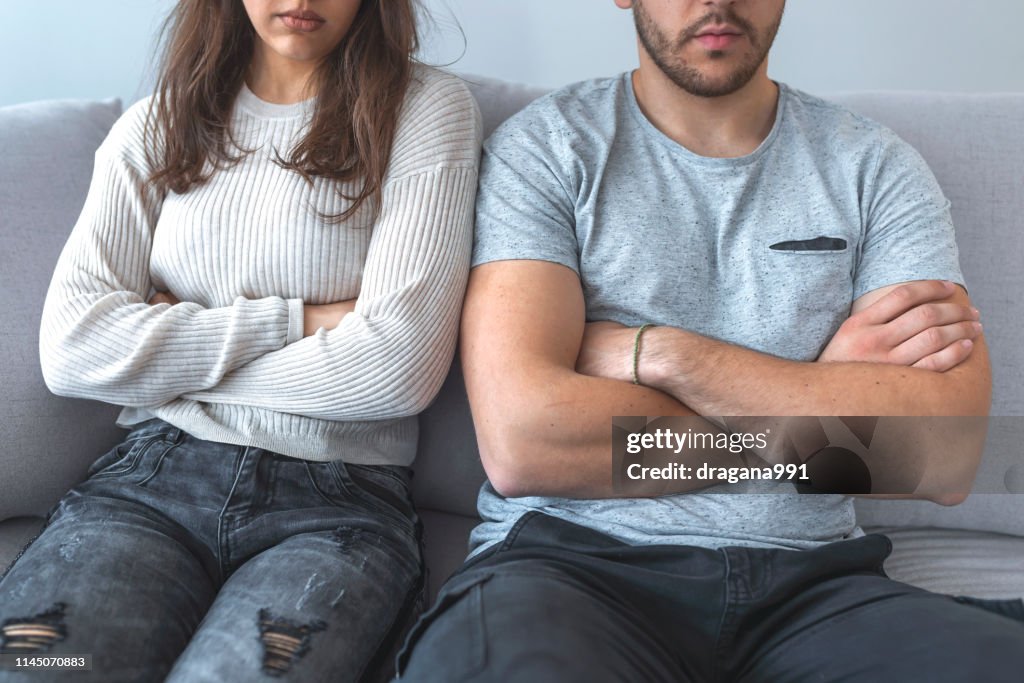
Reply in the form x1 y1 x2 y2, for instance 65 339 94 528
2 0 1022 108
419 0 1024 92
0 0 174 108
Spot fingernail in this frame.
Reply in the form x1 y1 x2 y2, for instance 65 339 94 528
961 339 974 348
973 322 983 332
971 308 981 319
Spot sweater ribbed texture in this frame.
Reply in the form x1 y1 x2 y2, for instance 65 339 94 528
39 65 482 464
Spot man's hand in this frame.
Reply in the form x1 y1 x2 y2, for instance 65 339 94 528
147 290 180 306
303 300 356 337
819 280 982 370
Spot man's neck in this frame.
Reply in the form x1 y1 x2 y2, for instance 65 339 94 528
631 59 779 159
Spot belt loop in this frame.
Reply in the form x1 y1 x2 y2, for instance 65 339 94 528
166 425 184 444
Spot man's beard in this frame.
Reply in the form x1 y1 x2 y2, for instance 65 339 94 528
633 1 783 98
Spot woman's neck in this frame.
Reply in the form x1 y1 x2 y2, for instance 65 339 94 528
246 45 320 104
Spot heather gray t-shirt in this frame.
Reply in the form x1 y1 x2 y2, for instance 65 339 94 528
469 74 963 556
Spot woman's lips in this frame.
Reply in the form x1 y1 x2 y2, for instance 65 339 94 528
279 12 325 32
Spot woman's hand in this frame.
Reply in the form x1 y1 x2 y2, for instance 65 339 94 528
303 300 357 337
147 290 180 306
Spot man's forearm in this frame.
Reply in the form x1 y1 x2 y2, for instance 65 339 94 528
462 260 745 500
466 362 748 499
638 326 991 500
640 326 989 416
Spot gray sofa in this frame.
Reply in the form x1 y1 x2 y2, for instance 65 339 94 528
1 76 1022 604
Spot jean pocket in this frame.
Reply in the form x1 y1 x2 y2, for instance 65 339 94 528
86 437 152 479
331 461 417 529
395 570 494 679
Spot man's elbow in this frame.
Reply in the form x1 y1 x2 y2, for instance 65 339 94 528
928 491 970 507
476 430 542 499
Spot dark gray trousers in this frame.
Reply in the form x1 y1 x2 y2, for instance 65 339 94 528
397 511 1024 682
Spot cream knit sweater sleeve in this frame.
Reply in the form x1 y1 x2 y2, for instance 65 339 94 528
39 102 305 408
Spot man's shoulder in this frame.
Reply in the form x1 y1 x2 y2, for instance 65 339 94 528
485 74 627 153
781 83 907 156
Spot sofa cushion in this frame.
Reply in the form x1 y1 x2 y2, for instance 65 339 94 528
419 509 480 599
0 516 46 576
413 360 486 517
871 527 1024 600
0 99 128 521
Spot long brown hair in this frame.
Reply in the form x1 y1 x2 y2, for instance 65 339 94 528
144 0 418 222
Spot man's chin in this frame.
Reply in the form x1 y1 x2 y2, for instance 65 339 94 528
661 61 762 98
676 76 754 99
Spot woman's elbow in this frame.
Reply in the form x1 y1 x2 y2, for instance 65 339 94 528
356 363 447 420
40 360 76 398
39 336 80 398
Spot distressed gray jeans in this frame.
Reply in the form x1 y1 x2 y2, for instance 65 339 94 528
0 418 425 683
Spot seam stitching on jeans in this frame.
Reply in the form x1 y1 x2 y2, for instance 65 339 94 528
499 511 537 552
358 532 426 682
712 548 732 683
216 445 248 583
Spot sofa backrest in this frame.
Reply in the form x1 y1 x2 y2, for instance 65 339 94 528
827 92 1024 535
410 76 550 517
0 98 127 521
414 77 1024 537
1 79 1020 537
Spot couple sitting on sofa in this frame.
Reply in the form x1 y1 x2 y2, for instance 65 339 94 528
1 0 1021 681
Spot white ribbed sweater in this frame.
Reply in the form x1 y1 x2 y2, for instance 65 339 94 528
40 65 482 464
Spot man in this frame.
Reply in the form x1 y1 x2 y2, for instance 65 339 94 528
398 0 1024 680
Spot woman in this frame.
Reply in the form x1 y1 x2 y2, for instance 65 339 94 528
0 0 480 680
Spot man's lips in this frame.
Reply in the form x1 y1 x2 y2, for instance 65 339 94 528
694 26 744 50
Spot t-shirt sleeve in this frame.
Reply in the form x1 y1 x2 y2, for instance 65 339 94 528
853 129 964 300
472 114 580 274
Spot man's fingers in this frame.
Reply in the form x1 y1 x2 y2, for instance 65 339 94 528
890 321 982 366
857 280 956 325
881 302 980 346
911 339 975 372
